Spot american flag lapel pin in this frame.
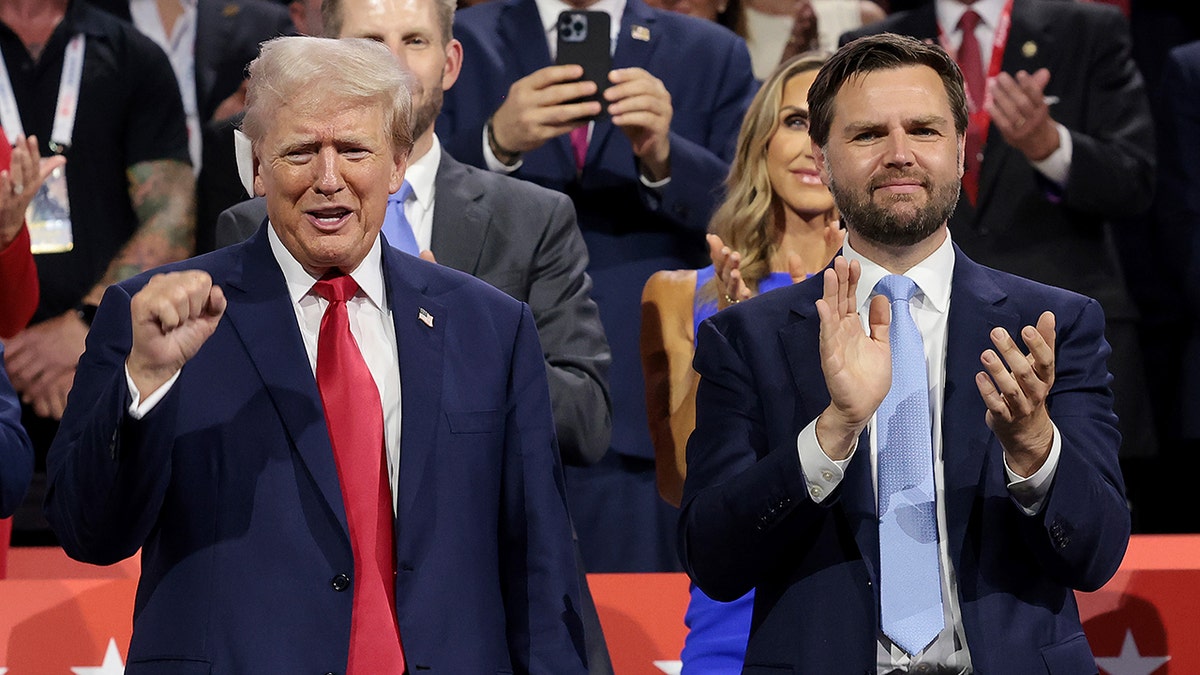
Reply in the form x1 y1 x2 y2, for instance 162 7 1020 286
418 307 434 328
631 25 650 41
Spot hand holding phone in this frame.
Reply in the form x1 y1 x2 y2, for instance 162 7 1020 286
555 10 612 120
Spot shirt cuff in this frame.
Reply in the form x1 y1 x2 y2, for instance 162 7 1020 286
125 363 181 420
796 420 855 504
482 126 523 173
639 171 670 190
1004 422 1062 515
1030 123 1072 187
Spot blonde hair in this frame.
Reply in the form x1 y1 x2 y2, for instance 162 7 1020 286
242 36 415 159
703 53 830 299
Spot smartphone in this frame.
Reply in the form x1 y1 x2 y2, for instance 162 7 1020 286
555 10 612 119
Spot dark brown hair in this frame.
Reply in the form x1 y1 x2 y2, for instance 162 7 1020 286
807 33 969 148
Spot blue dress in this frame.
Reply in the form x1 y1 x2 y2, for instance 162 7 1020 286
681 266 794 674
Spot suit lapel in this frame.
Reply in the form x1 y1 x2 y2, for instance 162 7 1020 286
193 0 227 120
975 0 1053 214
779 286 879 581
221 228 350 541
586 0 659 169
429 154 488 274
941 248 1015 565
381 247 446 553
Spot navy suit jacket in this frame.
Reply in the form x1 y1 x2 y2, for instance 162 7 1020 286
439 0 756 462
679 246 1129 674
844 0 1156 458
213 152 613 466
45 228 588 674
1 343 32 518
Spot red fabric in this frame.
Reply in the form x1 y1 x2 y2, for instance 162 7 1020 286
957 10 985 206
570 125 588 171
0 135 38 338
313 274 405 674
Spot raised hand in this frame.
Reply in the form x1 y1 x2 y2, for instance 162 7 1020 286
707 234 750 309
975 311 1057 476
986 68 1059 162
489 65 602 158
813 257 892 460
607 67 672 180
126 270 226 398
0 134 67 246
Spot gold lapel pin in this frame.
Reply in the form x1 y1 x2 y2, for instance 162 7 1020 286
1022 41 1037 58
632 25 650 42
223 4 240 18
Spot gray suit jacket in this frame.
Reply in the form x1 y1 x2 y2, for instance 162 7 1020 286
215 152 612 466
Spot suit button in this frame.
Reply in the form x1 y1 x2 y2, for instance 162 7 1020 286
331 573 351 592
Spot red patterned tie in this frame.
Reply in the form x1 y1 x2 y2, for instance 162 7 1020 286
958 9 985 206
313 273 405 674
570 124 588 172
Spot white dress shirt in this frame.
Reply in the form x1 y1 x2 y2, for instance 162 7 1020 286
127 229 405 512
400 136 442 253
935 0 1072 186
129 0 201 172
794 231 1062 672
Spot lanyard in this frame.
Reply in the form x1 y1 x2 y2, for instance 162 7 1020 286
938 0 1014 141
0 34 86 151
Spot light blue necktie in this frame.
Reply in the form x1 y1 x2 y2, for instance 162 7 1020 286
382 180 420 255
874 274 944 655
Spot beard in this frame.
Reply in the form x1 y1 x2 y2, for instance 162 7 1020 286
409 85 444 142
827 168 960 247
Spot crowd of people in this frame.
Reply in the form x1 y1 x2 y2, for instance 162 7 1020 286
0 0 1197 672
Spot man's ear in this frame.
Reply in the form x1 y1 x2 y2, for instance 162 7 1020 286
390 153 408 195
957 134 966 179
812 140 832 185
442 39 463 91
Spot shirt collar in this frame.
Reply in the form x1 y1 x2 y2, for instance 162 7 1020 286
937 0 1007 34
402 134 441 209
843 230 955 315
534 0 626 55
267 223 388 311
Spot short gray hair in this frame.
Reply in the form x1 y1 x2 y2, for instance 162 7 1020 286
242 36 414 158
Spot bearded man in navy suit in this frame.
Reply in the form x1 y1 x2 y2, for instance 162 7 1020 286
680 34 1129 674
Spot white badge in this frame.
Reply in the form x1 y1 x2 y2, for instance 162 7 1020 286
26 165 72 253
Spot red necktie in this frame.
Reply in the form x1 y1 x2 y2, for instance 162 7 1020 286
957 9 985 206
570 124 588 172
313 273 406 675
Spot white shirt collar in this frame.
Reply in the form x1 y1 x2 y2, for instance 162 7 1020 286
267 223 388 311
843 230 956 315
937 0 1007 34
534 0 626 58
404 135 441 210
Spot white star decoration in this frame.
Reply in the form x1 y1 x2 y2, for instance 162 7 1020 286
71 638 125 675
1095 630 1170 675
653 659 682 674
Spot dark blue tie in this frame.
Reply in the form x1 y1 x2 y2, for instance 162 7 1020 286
874 274 944 655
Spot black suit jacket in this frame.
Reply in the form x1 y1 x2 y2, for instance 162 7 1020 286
844 0 1157 457
215 152 612 466
90 0 295 122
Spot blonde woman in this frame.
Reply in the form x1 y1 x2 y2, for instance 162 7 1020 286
640 53 842 673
